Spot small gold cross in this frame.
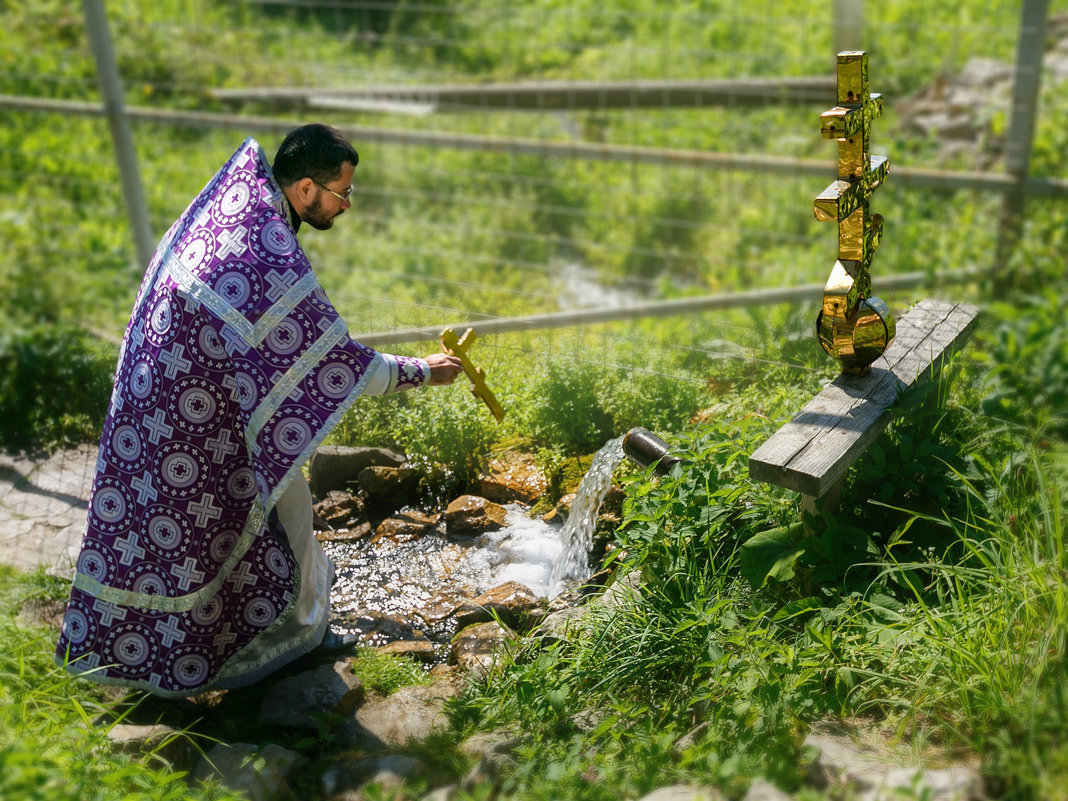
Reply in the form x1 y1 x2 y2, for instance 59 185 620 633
440 328 505 422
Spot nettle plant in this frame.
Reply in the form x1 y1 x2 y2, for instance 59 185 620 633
615 373 995 606
613 417 790 598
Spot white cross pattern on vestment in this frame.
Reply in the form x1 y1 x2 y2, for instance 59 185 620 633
154 615 185 648
131 472 158 506
114 532 146 567
173 557 207 592
215 227 248 259
189 494 223 528
158 344 193 380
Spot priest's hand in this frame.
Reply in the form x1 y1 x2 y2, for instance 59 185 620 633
425 353 463 385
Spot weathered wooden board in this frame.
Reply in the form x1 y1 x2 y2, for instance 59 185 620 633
749 299 979 498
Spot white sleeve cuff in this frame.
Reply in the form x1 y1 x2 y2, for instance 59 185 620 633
362 353 429 396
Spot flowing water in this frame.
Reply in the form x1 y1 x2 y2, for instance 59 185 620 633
323 436 626 646
546 436 624 597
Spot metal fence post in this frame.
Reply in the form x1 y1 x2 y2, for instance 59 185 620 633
82 0 155 268
997 0 1050 276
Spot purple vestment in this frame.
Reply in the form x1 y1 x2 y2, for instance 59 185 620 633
55 138 424 695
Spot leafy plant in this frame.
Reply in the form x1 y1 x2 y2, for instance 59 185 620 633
981 289 1068 437
0 325 115 453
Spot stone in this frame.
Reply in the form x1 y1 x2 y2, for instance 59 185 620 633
375 638 438 664
457 734 519 790
346 677 460 750
599 569 643 609
674 720 712 754
15 597 66 630
444 495 508 537
0 444 95 574
458 729 523 764
358 465 420 509
322 754 426 799
372 509 440 544
478 452 549 504
454 581 546 629
741 779 793 801
449 621 514 677
309 445 405 498
316 520 373 543
637 786 725 801
804 727 984 801
258 661 365 730
192 743 300 801
421 785 459 801
416 587 472 626
330 610 427 647
313 490 368 530
106 723 196 773
533 603 591 644
958 57 1012 88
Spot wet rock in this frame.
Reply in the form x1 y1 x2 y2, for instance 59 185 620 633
375 638 437 664
358 465 420 510
478 452 549 504
192 742 300 801
804 725 983 801
449 621 514 677
454 581 546 630
444 495 507 537
372 509 440 544
258 661 365 730
322 754 426 800
106 723 196 773
331 611 426 648
316 520 373 543
313 490 368 530
416 587 473 626
309 445 405 498
345 676 460 751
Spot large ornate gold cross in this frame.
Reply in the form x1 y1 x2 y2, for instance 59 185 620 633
440 327 506 422
814 51 895 375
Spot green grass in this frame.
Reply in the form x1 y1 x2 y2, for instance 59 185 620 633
0 567 247 800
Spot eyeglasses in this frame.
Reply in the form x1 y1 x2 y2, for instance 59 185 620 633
313 180 353 202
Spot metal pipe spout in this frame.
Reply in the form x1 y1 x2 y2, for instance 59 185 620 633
622 427 681 476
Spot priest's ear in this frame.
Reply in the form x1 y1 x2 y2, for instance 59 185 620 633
283 176 316 210
295 176 318 200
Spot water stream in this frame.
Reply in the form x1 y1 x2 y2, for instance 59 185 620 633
323 436 626 647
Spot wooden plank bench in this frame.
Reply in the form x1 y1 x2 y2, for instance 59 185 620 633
749 299 980 517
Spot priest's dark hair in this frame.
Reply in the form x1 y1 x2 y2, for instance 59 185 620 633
273 124 359 188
